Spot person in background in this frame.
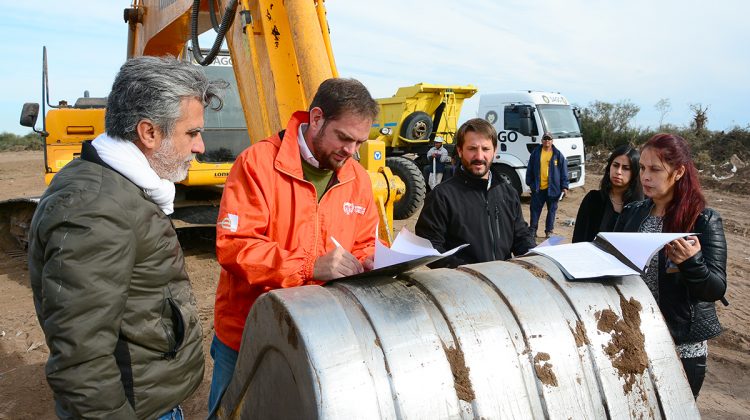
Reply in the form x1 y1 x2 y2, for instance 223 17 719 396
209 78 380 415
27 56 224 419
422 136 452 187
526 133 569 239
415 118 534 268
614 133 728 398
572 144 643 242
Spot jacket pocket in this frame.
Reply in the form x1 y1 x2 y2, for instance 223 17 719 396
160 296 186 360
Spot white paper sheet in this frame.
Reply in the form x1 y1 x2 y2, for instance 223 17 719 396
597 232 694 271
527 232 695 280
374 227 467 269
530 242 641 278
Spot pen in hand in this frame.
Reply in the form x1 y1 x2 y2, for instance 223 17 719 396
327 236 365 276
330 236 343 249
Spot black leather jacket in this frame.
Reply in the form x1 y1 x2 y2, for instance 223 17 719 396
614 199 727 344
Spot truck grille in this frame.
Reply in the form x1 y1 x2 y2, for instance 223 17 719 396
567 155 582 183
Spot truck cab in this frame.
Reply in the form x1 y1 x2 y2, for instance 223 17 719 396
478 91 585 195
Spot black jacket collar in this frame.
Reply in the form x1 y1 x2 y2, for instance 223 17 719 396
455 165 499 191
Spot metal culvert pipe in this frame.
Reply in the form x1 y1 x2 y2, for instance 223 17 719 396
218 255 699 419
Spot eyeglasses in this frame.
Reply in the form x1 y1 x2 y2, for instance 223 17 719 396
542 138 553 141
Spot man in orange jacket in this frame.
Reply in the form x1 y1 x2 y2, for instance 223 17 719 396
208 78 380 414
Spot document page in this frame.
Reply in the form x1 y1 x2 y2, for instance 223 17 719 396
374 227 467 269
597 232 694 270
339 228 468 281
529 242 641 279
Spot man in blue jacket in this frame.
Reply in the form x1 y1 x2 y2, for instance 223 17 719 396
525 133 569 239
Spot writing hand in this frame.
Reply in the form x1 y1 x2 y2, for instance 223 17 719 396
362 254 374 271
313 247 364 281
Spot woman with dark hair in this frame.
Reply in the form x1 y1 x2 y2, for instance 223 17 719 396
614 133 727 398
572 144 643 242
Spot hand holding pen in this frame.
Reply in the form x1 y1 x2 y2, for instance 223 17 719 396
312 236 364 281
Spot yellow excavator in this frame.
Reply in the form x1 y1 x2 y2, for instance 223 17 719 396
10 2 698 417
5 0 477 253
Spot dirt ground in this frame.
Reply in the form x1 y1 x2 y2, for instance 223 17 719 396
1 150 748 418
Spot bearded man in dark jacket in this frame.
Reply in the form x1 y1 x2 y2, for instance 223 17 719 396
415 118 535 268
28 57 226 419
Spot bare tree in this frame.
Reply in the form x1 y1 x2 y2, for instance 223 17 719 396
655 98 671 129
689 103 709 132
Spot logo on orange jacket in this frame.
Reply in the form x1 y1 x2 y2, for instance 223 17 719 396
343 202 366 216
218 213 239 232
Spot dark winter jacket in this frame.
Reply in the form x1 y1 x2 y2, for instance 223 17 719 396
27 142 204 419
572 189 619 243
614 199 727 344
415 165 535 268
525 145 569 198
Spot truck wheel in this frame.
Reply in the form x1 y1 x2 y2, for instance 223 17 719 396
400 111 433 140
493 164 522 197
386 156 426 220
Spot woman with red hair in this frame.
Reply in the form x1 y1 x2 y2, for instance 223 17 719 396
614 133 728 398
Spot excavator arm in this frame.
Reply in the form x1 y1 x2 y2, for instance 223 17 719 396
125 0 338 144
123 0 400 243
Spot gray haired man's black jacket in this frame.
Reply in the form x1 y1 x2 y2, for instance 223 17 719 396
614 199 727 344
416 165 535 268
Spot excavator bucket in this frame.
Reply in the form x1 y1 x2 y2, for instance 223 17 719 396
217 256 698 419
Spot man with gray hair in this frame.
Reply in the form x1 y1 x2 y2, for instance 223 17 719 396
28 56 225 419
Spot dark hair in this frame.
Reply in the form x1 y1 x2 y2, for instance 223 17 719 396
456 118 497 149
600 144 643 205
309 78 378 121
641 133 706 232
106 56 226 142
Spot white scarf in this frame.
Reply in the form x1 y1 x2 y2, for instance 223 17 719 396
91 133 175 215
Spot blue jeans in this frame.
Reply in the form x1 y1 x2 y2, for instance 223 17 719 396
208 335 239 418
157 406 183 420
530 188 559 235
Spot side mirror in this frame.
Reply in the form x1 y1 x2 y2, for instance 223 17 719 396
519 106 533 136
20 103 40 128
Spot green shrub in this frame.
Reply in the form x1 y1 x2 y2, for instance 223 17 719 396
0 132 44 151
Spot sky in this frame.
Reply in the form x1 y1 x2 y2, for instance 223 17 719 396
2 1 748 135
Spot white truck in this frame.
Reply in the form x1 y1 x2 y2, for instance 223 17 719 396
478 91 585 195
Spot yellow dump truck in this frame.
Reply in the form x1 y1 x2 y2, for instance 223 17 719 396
373 83 477 219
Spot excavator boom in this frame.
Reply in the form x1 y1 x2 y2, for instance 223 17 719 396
126 0 337 144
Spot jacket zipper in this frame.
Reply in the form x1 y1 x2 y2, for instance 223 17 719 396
495 207 503 257
485 196 497 260
275 164 356 275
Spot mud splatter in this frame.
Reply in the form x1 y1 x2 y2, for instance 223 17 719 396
533 352 558 387
271 25 281 48
571 320 590 347
595 296 647 393
443 344 475 402
510 259 552 280
272 298 298 349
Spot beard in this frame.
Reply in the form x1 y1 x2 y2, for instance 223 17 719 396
462 157 490 178
147 137 194 182
311 128 348 171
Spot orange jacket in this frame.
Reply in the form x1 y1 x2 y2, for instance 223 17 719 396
214 111 378 351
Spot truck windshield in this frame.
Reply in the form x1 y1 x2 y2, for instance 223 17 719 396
199 65 250 164
537 105 581 137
